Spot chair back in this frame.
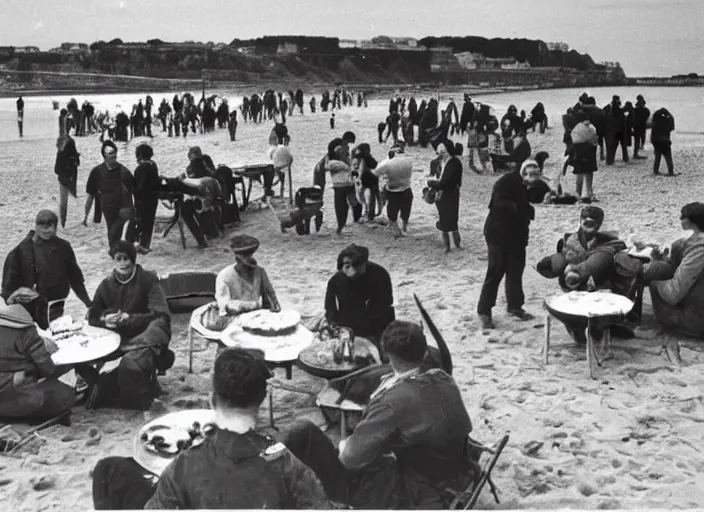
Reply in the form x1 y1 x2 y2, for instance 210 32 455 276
158 272 217 313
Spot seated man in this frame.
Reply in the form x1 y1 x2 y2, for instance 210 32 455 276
325 244 394 355
0 300 74 423
92 348 330 510
536 206 642 340
2 210 92 329
283 321 478 509
643 202 704 339
215 235 280 318
84 241 172 410
537 206 633 291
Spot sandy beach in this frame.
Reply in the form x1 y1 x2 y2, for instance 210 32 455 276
1 93 704 511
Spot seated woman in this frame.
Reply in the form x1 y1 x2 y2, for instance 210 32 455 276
0 301 74 424
215 235 280 318
536 206 641 341
643 203 704 339
85 241 172 410
525 155 578 205
325 245 394 357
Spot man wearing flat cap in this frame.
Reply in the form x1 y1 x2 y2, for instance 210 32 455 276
642 203 704 339
215 235 280 317
325 244 394 354
282 320 477 509
2 209 92 329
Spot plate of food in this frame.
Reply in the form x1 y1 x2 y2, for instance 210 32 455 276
236 309 301 336
38 319 122 366
133 409 215 476
220 322 314 363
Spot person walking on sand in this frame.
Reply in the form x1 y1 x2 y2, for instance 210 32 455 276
83 141 136 247
426 140 463 252
651 107 676 176
16 96 24 137
54 135 81 228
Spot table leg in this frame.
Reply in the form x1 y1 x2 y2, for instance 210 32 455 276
188 326 194 374
340 411 348 440
586 318 596 380
177 217 186 250
268 387 278 430
543 314 551 365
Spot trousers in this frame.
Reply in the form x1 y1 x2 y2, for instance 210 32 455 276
92 457 156 510
477 241 526 315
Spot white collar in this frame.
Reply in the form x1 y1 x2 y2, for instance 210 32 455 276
370 367 421 400
213 410 256 434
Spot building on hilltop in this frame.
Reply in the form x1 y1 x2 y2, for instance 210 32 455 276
598 61 621 68
339 39 358 49
547 42 570 52
14 46 40 54
276 42 299 55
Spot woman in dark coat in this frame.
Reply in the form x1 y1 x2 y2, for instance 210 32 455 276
54 135 80 228
133 144 160 253
427 139 463 252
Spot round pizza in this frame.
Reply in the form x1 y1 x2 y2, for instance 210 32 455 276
237 310 301 336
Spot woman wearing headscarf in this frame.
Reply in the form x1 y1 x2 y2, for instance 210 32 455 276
351 144 379 222
643 203 704 339
54 135 80 228
427 140 463 252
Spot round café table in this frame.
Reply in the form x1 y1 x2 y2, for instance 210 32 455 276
543 291 634 379
298 337 381 438
132 409 214 476
38 324 121 366
189 305 314 428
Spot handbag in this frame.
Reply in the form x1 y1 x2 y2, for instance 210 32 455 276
201 303 233 332
422 186 437 204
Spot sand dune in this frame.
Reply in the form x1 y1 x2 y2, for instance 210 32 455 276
1 97 703 510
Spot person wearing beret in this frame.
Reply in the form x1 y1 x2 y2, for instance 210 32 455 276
215 235 280 317
643 203 704 339
83 241 172 410
325 244 394 355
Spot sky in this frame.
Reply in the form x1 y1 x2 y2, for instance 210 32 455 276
1 0 702 77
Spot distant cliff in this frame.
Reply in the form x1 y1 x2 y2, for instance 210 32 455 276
0 35 628 93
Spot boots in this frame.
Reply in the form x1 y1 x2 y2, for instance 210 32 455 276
451 231 461 248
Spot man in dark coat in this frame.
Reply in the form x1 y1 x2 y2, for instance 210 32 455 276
92 348 330 509
83 241 172 410
603 95 629 165
477 161 540 329
84 140 135 246
632 95 650 158
2 210 92 328
325 244 394 352
282 321 478 509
